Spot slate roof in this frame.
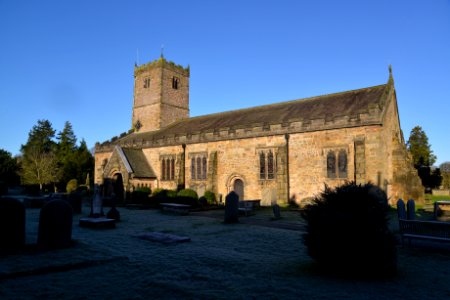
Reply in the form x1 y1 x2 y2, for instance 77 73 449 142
119 82 390 143
121 148 156 178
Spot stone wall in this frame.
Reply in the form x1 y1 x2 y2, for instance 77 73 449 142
142 145 182 191
379 90 424 204
94 151 113 184
95 118 422 207
95 115 422 206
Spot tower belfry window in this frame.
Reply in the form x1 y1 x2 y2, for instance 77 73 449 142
143 77 151 88
172 77 179 89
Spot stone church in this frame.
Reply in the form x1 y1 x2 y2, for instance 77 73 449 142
94 56 423 205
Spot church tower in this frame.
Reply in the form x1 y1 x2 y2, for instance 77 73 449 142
132 56 190 133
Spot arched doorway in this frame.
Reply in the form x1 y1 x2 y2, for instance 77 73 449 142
112 173 124 202
233 179 244 201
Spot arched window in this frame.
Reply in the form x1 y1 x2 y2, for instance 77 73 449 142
196 157 202 180
143 77 150 88
259 149 276 180
326 149 348 179
190 154 208 181
338 150 347 178
166 158 170 180
172 77 179 89
202 157 207 179
161 156 175 181
191 158 196 180
267 150 274 179
327 151 336 178
161 159 166 180
259 152 266 180
170 158 175 180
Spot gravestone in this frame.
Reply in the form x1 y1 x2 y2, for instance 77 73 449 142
396 199 406 220
272 204 281 220
434 201 441 220
106 207 120 221
68 191 82 214
106 192 120 221
90 185 104 217
224 191 239 224
37 199 73 250
407 199 415 220
0 197 26 253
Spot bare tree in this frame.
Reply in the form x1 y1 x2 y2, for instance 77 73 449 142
21 148 60 192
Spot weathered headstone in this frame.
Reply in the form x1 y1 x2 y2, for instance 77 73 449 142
396 199 406 220
224 191 239 224
272 204 281 220
106 191 120 221
0 197 26 253
407 199 415 220
37 199 73 250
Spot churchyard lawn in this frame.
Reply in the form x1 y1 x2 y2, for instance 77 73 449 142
1 205 450 299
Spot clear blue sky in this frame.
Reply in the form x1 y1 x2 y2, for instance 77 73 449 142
1 0 449 166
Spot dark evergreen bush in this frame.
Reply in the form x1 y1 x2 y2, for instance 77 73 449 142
199 196 208 207
167 190 178 198
151 188 170 202
177 189 198 200
147 189 200 207
204 191 216 205
131 187 151 204
301 182 397 277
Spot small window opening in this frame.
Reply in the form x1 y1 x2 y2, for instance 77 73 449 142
172 77 179 89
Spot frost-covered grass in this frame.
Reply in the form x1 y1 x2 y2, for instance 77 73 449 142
1 206 450 299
